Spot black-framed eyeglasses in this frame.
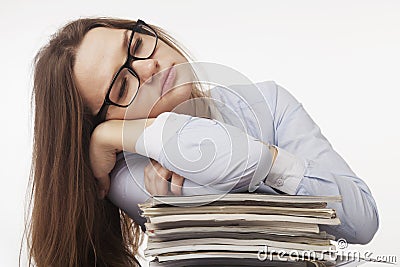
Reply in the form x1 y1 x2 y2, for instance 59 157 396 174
94 19 158 124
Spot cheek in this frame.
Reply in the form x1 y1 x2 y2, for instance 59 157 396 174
123 88 163 119
108 84 194 120
147 84 192 116
170 84 193 103
106 97 154 120
168 85 194 111
106 106 131 120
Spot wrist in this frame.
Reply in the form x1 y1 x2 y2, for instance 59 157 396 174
96 118 157 153
97 120 124 152
122 118 156 153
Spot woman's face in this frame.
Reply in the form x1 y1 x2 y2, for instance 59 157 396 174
74 27 193 120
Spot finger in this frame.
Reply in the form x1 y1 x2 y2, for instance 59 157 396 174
149 158 162 169
155 172 170 196
144 160 160 195
146 160 171 179
158 167 172 180
170 173 184 195
144 170 153 195
156 166 173 196
96 175 110 199
155 162 172 196
144 160 171 196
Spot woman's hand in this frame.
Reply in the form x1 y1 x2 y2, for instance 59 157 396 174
89 120 124 199
144 159 185 196
89 118 156 199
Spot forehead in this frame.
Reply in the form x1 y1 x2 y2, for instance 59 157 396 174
73 27 127 114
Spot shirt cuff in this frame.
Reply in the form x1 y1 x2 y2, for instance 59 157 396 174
247 142 274 193
263 145 305 195
135 112 193 160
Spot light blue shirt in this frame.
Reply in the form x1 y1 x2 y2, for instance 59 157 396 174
108 81 379 244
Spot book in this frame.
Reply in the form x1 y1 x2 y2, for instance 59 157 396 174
140 193 341 208
139 193 342 266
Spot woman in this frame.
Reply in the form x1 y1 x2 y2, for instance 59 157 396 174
27 17 379 266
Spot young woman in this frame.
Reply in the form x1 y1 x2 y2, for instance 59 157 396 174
28 17 379 266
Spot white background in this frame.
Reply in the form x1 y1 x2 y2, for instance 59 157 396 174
1 0 399 266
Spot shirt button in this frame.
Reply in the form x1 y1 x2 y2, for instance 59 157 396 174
276 178 284 187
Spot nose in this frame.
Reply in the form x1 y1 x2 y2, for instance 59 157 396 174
131 59 159 84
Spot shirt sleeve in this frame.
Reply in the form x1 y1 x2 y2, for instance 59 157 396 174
108 111 276 231
134 111 275 194
108 152 227 232
263 84 379 244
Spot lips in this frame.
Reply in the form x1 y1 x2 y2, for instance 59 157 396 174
160 65 176 97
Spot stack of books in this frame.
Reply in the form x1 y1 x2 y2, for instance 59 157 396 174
139 193 342 266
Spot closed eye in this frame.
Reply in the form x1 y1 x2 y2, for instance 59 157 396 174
119 77 127 99
131 37 143 55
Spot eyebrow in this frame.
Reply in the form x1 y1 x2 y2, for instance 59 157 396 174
95 29 131 115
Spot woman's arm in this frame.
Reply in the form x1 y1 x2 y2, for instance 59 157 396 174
132 111 277 193
104 111 278 230
90 114 276 197
260 83 379 244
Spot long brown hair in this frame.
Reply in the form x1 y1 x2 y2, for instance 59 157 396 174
25 17 208 266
